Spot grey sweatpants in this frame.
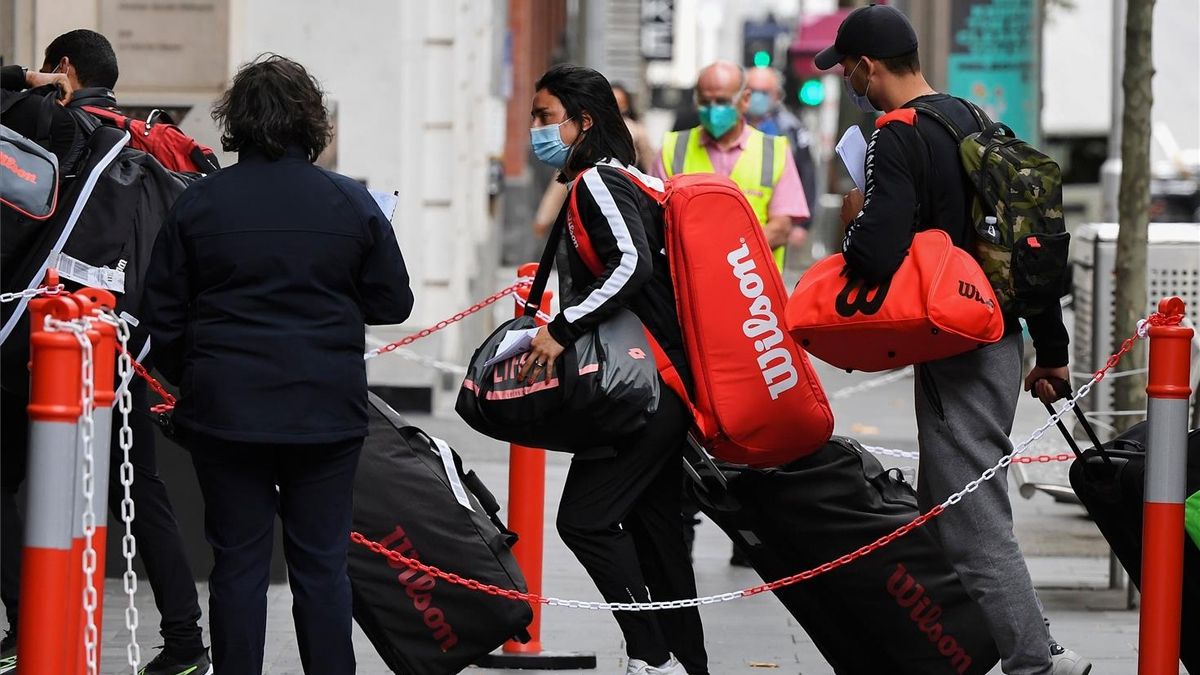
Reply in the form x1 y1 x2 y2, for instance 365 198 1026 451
914 333 1053 675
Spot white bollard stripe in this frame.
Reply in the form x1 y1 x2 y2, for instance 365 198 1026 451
1145 397 1190 503
91 408 113 528
25 421 79 549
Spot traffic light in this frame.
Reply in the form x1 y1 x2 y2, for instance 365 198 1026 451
743 18 783 69
798 78 825 106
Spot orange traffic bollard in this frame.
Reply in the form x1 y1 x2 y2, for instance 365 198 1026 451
19 293 83 675
476 264 595 670
1138 297 1193 675
70 289 118 675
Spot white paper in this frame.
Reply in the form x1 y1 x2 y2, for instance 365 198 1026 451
369 189 399 221
483 327 539 368
836 125 868 193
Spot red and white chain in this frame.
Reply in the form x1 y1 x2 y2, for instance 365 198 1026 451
352 311 1172 612
135 278 548 410
0 284 65 303
363 280 533 361
103 312 142 673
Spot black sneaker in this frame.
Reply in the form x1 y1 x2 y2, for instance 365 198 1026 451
0 631 15 675
1049 641 1092 675
729 544 755 568
138 646 213 675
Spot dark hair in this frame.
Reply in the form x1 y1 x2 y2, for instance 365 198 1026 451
43 29 119 89
535 64 635 176
212 54 332 162
610 81 638 121
878 49 921 75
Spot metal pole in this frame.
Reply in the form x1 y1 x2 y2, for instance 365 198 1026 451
1138 296 1192 674
18 294 83 675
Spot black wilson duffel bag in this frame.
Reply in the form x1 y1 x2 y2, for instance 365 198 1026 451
455 214 661 453
686 436 1000 674
350 394 533 674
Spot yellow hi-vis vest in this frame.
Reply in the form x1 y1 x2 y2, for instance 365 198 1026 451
660 126 789 270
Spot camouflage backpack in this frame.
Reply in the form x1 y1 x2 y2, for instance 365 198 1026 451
909 98 1070 318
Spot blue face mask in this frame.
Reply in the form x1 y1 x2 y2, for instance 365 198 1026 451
747 91 772 118
843 59 878 113
698 104 739 139
530 119 573 168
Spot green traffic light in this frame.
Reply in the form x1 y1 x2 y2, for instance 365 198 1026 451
753 50 771 68
799 78 825 106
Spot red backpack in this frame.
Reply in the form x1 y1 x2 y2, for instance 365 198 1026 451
82 106 220 174
567 166 834 467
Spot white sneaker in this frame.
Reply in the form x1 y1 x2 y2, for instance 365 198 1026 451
1050 642 1092 675
625 655 688 675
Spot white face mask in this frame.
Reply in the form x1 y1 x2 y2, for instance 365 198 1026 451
843 59 878 113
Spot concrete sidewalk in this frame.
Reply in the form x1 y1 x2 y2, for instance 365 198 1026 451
74 359 1189 674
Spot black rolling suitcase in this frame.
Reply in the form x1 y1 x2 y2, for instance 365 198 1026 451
1061 403 1200 672
349 394 533 675
685 436 1000 675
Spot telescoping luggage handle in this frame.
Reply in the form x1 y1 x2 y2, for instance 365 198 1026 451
1040 377 1113 466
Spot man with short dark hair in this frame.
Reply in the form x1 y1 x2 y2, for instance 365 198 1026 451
41 28 121 91
815 5 1089 675
0 29 211 675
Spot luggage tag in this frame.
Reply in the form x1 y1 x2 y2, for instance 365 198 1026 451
52 252 126 293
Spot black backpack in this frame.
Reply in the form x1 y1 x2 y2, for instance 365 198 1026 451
0 122 196 394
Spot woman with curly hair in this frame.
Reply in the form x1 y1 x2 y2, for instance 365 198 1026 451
141 54 413 674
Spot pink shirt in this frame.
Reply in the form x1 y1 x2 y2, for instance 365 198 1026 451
651 125 810 222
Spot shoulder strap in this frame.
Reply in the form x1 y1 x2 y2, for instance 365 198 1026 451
955 97 992 130
522 193 565 319
81 105 133 131
907 101 966 142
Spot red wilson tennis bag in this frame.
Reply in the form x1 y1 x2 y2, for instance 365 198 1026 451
567 166 834 468
786 229 1004 373
455 213 662 453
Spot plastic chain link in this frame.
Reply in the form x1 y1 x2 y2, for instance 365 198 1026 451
350 308 1183 612
0 284 64 303
133 279 541 411
102 312 142 672
364 279 534 361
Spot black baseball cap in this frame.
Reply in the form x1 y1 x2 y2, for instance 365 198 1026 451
814 4 919 71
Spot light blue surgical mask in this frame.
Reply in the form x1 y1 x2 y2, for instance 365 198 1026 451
747 91 773 118
843 59 878 113
530 118 574 168
698 104 739 139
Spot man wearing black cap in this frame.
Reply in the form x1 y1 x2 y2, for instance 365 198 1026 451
814 5 1088 675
